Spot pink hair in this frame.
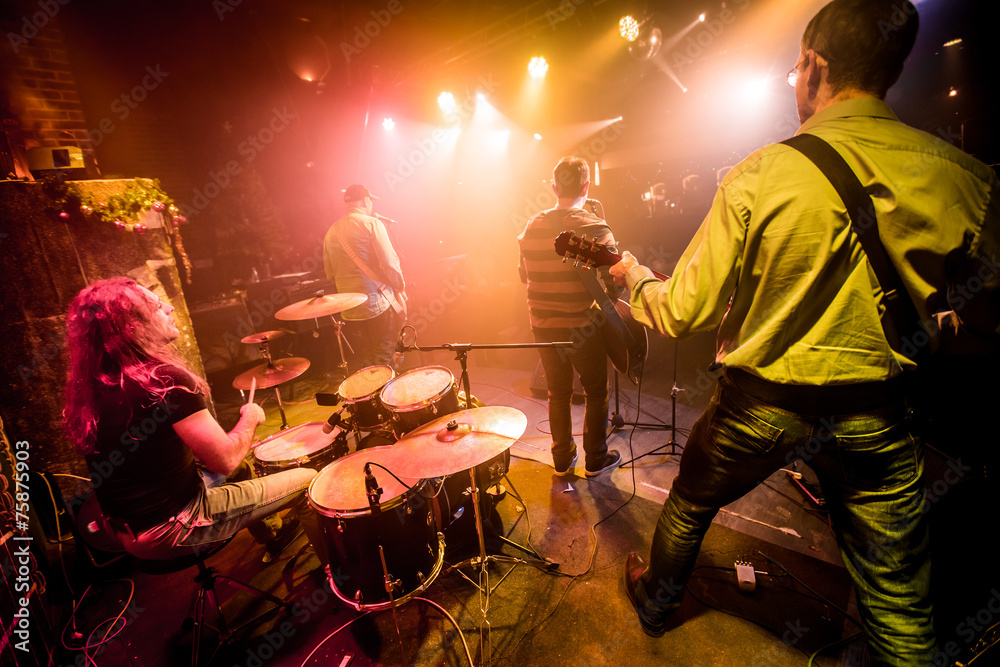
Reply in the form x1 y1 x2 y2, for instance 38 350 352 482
62 277 207 454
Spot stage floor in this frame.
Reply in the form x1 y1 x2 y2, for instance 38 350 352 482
63 361 866 667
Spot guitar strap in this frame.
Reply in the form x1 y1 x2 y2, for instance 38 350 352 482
781 133 925 362
334 220 406 318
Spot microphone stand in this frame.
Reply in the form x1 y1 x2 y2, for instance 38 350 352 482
617 337 683 467
399 339 570 667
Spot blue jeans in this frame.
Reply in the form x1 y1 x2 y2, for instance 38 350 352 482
114 467 327 565
633 370 937 667
533 325 610 471
344 307 400 370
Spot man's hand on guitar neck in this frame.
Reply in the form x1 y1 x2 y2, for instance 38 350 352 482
609 250 640 287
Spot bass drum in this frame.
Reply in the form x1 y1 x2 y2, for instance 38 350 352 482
307 447 444 611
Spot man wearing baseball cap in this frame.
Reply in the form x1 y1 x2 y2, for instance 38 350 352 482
323 184 406 370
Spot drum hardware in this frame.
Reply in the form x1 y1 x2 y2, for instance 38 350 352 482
364 463 383 511
338 365 395 446
275 290 367 384
390 335 576 666
234 330 311 429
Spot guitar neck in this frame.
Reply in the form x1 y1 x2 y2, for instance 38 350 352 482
553 231 669 281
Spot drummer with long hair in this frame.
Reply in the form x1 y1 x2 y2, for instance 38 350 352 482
62 276 327 564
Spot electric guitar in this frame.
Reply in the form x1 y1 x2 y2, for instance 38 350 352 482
553 231 665 385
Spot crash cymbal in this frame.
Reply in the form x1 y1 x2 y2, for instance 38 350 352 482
232 357 311 390
240 330 287 344
274 293 367 321
383 406 527 478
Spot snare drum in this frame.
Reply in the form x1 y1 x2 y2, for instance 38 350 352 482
338 365 395 431
252 422 339 476
379 366 461 438
307 447 444 610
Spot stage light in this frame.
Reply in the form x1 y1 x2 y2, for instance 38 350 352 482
438 91 457 114
628 24 662 60
943 38 962 47
699 13 706 22
949 87 958 97
528 56 549 79
382 117 395 131
619 15 640 41
533 133 543 141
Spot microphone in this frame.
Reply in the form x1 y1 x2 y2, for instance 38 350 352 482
364 462 383 510
395 327 407 353
375 213 398 225
322 406 346 434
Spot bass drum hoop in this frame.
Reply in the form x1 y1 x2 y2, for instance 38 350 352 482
327 533 445 612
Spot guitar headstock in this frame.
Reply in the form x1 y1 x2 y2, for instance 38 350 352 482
553 230 621 269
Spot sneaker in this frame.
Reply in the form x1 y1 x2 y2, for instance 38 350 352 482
585 450 621 478
262 518 302 564
553 452 578 477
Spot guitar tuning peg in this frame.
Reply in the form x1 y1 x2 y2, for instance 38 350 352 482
568 237 578 247
561 256 568 263
573 259 581 268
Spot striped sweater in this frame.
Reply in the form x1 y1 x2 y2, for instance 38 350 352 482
518 207 620 330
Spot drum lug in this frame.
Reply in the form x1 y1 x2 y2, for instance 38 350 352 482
416 571 425 584
354 590 363 606
337 519 345 533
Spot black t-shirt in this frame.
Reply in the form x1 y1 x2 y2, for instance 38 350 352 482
85 366 207 531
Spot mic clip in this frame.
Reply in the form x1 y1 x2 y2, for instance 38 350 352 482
364 463 383 512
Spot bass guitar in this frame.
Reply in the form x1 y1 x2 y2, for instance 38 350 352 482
553 230 666 385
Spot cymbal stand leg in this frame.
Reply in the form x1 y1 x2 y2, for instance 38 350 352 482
469 466 491 667
327 316 352 381
273 386 290 430
379 545 408 665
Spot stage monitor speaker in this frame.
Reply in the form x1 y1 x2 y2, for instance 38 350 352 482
530 359 584 404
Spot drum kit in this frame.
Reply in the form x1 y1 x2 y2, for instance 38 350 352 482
235 289 534 618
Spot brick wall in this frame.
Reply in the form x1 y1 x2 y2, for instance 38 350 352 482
1 0 95 171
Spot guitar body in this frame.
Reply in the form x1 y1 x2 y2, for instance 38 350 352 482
603 298 648 386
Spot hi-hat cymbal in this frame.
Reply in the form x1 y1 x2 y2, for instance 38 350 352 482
383 406 527 478
274 293 367 321
240 330 287 344
232 357 311 390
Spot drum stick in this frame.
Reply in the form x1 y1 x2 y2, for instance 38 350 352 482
248 376 257 405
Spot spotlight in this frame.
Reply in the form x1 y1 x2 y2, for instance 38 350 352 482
699 13 706 22
628 23 662 60
619 15 640 41
533 133 543 141
438 91 457 114
948 88 958 97
943 38 962 47
528 56 549 79
382 117 395 131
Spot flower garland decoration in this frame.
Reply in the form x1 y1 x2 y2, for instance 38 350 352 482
45 176 195 285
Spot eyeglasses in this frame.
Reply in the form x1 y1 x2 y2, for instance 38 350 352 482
786 62 804 87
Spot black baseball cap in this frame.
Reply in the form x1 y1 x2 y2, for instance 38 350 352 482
344 184 378 202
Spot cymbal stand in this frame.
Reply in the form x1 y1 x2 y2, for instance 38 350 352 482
397 339 575 666
255 339 292 430
321 315 353 383
618 337 682 467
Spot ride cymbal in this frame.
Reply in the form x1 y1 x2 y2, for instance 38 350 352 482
232 357 311 390
384 406 527 478
274 293 367 320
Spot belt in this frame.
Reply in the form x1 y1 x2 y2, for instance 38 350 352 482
724 368 907 416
